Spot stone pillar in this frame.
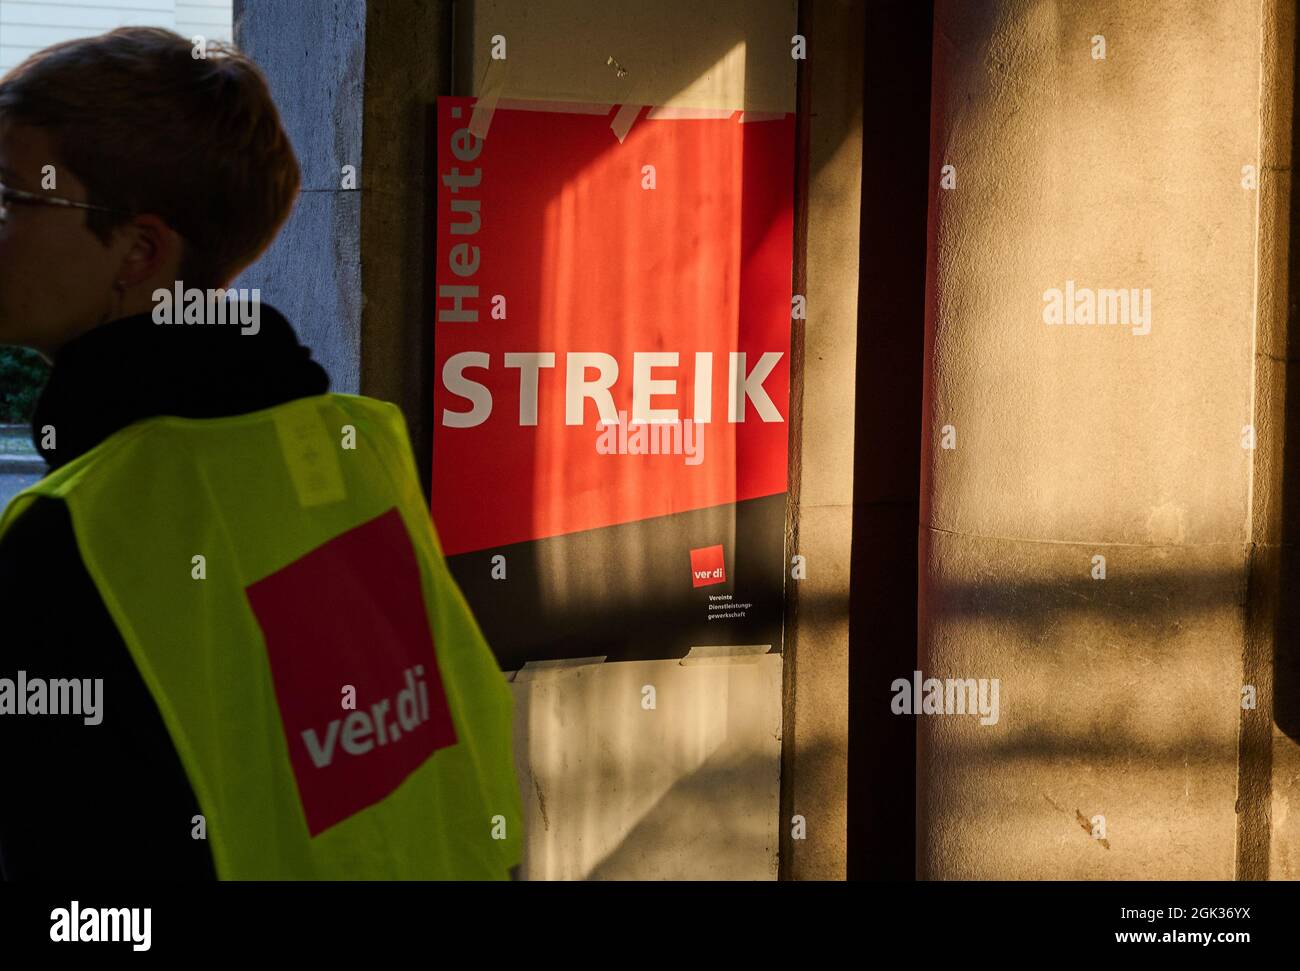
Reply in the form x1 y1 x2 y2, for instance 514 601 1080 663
919 0 1291 878
780 0 865 881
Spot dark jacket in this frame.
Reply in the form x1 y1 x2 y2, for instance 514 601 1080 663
0 304 329 879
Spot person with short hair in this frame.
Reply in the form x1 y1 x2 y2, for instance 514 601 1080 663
0 28 522 880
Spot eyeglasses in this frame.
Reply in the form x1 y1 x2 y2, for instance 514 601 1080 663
0 179 133 222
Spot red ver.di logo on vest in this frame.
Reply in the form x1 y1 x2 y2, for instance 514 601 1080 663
246 507 458 836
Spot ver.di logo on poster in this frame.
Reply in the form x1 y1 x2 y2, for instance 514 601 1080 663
690 544 726 588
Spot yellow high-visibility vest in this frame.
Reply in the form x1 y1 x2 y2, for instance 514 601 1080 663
0 393 523 879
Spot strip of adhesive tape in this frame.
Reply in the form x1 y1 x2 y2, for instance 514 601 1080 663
679 644 772 666
609 102 643 144
470 56 509 139
514 656 608 681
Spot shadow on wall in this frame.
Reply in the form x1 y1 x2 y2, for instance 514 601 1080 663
918 543 1248 880
922 544 1248 748
581 738 844 880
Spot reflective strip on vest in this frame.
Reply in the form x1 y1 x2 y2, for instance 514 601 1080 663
0 393 523 879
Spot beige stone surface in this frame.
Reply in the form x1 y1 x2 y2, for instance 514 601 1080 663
785 501 853 879
466 0 796 113
920 0 1276 879
927 0 1260 547
918 529 1244 879
773 0 865 881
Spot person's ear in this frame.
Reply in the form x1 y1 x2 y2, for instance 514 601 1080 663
116 214 183 289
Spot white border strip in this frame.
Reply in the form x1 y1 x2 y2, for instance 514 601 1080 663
645 106 738 120
496 98 613 115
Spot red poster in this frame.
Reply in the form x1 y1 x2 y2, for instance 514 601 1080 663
431 97 794 666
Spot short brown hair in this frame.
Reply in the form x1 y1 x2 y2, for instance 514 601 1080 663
0 27 299 287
